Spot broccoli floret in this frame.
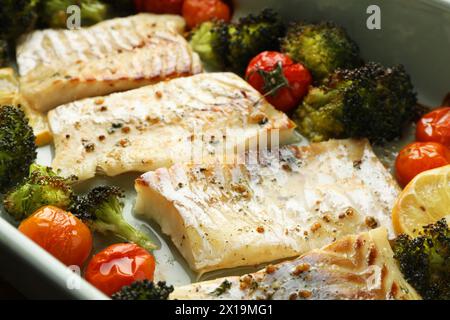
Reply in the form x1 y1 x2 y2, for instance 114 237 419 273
3 164 75 220
294 62 418 144
393 218 450 300
0 106 36 193
189 21 228 70
111 280 174 300
281 22 362 81
103 0 135 16
189 9 285 75
227 9 285 74
70 185 157 251
0 0 39 42
40 0 109 28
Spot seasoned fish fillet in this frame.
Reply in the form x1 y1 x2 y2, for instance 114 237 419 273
48 72 296 181
170 228 420 300
17 14 202 112
135 139 400 273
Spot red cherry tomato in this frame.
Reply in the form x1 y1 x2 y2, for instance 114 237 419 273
182 0 231 29
245 51 312 113
134 0 184 14
19 206 92 267
416 107 450 148
85 243 156 296
395 142 450 187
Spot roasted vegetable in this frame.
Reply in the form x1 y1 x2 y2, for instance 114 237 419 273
281 22 361 81
294 62 418 144
0 106 37 193
3 164 75 220
189 20 228 70
70 185 157 251
111 280 174 300
40 0 109 28
189 9 285 74
0 0 39 41
394 218 450 300
227 9 285 74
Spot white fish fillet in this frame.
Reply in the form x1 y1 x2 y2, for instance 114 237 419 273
48 72 296 181
17 14 202 112
135 139 400 273
170 228 420 300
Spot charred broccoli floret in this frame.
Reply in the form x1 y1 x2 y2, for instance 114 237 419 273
189 9 285 74
3 164 75 220
70 185 156 251
40 0 109 28
189 20 228 70
111 280 174 300
281 22 361 81
0 0 39 42
0 106 36 193
294 62 418 144
393 219 450 300
227 9 285 74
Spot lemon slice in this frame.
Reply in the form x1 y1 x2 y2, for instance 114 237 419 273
0 68 52 146
392 164 450 236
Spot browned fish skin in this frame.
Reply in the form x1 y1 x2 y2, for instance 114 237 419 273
17 14 202 112
135 139 400 273
170 228 421 300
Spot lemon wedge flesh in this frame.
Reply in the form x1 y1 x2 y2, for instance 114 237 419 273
0 68 52 146
392 164 450 236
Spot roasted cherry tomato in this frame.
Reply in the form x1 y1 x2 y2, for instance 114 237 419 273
182 0 231 29
134 0 184 14
19 206 92 267
395 142 450 187
245 51 312 113
416 107 450 148
85 243 156 296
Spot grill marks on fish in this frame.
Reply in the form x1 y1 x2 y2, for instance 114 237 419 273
48 73 296 181
169 228 420 300
135 139 400 273
17 14 202 112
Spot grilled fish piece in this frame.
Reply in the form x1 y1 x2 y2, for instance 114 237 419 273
135 139 400 273
17 14 202 112
170 228 420 300
48 72 296 181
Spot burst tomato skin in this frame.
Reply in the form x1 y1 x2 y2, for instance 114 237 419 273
85 243 156 296
395 142 450 187
182 0 231 29
134 0 184 14
416 107 450 148
19 206 93 267
245 51 312 113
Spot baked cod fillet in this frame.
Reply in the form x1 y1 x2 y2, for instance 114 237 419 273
17 14 202 112
48 72 296 181
135 139 400 273
170 228 420 300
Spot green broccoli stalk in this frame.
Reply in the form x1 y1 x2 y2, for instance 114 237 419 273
70 186 157 251
281 21 362 81
0 0 39 42
40 0 109 28
111 280 174 300
3 164 75 220
294 62 418 144
189 21 228 70
189 9 285 75
393 218 450 300
0 106 37 193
